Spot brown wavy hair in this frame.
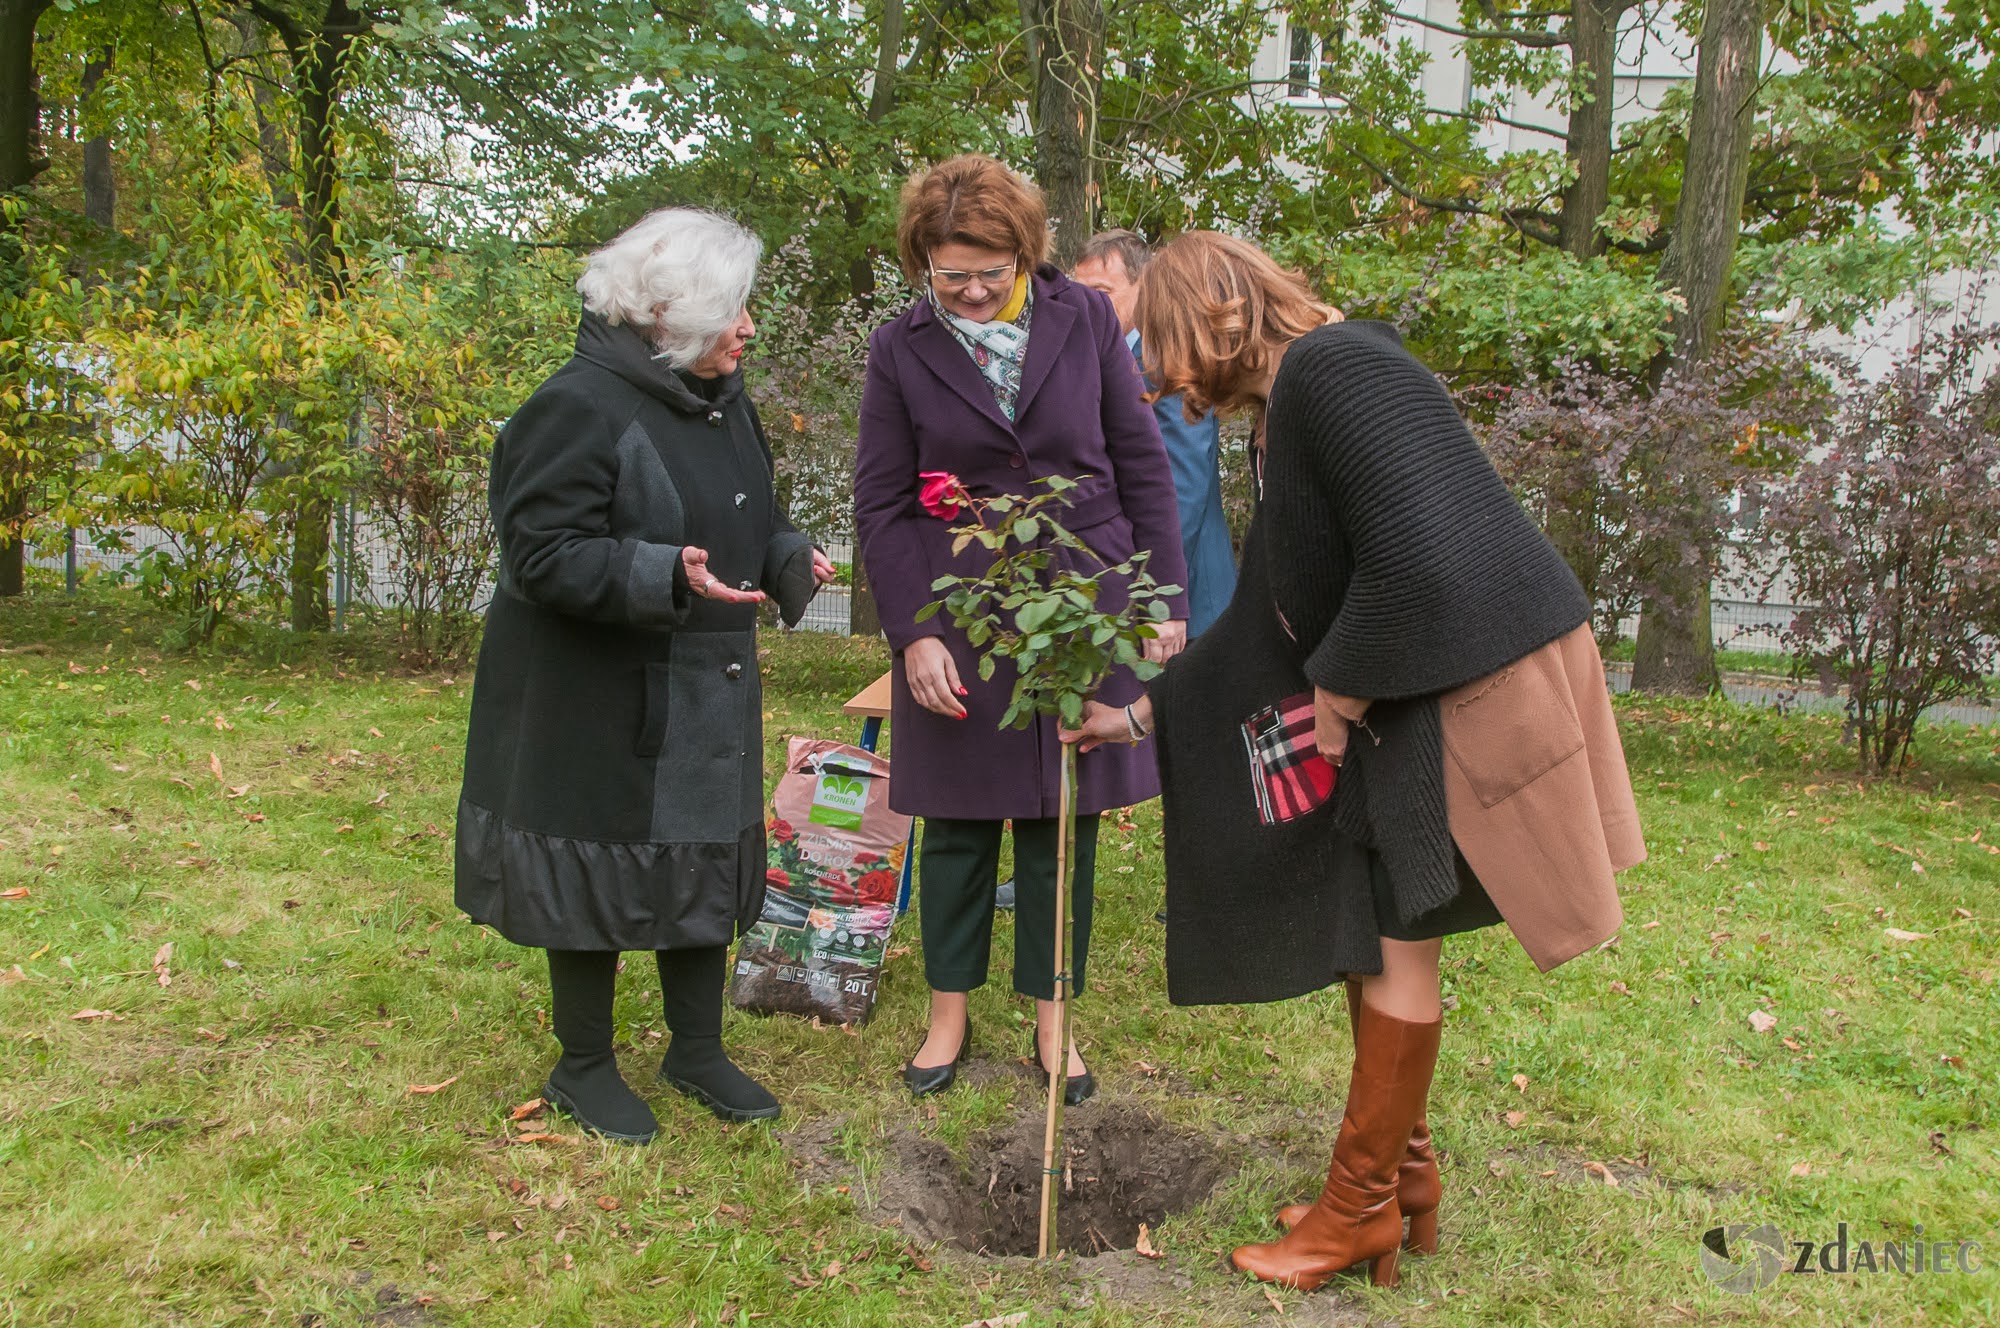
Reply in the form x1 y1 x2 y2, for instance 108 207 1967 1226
1132 231 1336 420
895 154 1050 284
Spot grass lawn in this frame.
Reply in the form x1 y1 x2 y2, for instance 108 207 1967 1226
3 588 1996 1326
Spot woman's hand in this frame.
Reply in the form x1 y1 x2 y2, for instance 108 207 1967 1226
903 637 967 719
1143 618 1189 666
810 548 838 586
682 546 766 603
1313 686 1351 767
1058 699 1140 753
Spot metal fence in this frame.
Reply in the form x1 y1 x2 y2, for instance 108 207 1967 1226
33 517 861 635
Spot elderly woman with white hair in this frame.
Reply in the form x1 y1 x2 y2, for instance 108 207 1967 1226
455 207 835 1142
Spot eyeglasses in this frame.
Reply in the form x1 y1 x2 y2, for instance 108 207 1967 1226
928 261 1017 291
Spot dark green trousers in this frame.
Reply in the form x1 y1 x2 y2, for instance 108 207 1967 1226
918 815 1101 1000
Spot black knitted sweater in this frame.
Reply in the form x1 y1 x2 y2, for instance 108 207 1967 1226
1262 321 1590 923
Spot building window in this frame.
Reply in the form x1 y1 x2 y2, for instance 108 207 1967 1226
1286 12 1344 101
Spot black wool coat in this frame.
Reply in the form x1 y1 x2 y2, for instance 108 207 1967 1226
455 310 820 952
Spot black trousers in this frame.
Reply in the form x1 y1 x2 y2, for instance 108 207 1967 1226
918 815 1101 1000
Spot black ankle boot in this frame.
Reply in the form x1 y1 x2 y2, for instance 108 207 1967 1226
544 950 657 1144
656 946 780 1123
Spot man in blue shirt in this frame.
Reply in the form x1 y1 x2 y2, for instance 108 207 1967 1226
1073 230 1238 638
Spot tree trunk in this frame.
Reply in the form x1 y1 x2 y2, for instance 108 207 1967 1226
281 1 360 632
1654 0 1762 372
1557 0 1620 259
0 0 45 196
1630 0 1762 696
1022 0 1104 267
0 0 50 599
848 556 882 639
1631 577 1717 694
81 49 114 229
294 0 357 294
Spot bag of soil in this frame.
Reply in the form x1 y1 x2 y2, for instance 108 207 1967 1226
730 737 911 1025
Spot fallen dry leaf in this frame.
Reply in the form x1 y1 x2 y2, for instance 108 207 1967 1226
595 1195 620 1211
1262 1286 1286 1314
1511 1073 1530 1092
407 1075 460 1095
1883 928 1930 942
368 727 384 738
1790 1161 1812 1177
208 752 223 781
1582 1160 1620 1188
1953 907 1973 919
511 1132 568 1145
1 965 24 985
1748 1010 1779 1034
1134 1223 1162 1259
243 812 265 823
903 1244 934 1273
509 1097 546 1122
1610 980 1630 996
0 886 29 901
960 1315 1028 1328
153 942 173 988
71 1008 125 1021
1503 1110 1527 1129
195 1027 226 1042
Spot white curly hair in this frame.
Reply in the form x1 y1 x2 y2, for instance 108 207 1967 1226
575 208 763 369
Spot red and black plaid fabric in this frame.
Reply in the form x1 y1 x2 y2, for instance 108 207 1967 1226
1241 692 1337 825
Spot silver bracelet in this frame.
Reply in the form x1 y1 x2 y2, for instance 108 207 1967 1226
1124 703 1149 743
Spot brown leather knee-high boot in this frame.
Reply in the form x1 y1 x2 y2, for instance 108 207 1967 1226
1276 980 1442 1254
1233 1002 1442 1291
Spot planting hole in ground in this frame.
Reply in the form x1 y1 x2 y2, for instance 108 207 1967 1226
877 1102 1229 1257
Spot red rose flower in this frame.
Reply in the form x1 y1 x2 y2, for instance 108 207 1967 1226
769 819 796 844
855 869 898 904
766 867 793 891
918 471 970 520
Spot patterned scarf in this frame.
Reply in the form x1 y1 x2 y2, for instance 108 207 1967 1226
934 273 1034 420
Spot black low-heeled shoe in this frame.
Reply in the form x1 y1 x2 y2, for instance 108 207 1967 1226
902 1020 971 1098
1032 1036 1097 1106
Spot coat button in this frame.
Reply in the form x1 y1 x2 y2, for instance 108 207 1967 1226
708 410 724 426
734 493 747 508
1009 453 1026 468
725 662 744 680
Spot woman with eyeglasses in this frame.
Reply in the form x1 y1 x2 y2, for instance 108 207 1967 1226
853 154 1189 1103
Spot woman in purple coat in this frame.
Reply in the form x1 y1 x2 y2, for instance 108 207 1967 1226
854 155 1189 1103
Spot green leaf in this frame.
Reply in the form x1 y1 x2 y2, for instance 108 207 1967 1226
914 601 941 623
1016 598 1060 633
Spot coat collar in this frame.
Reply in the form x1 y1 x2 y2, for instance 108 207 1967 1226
572 308 745 417
903 264 1080 432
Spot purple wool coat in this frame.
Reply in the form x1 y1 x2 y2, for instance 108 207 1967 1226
854 266 1190 821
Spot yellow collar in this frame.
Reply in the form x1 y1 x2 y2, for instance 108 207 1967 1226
995 270 1030 323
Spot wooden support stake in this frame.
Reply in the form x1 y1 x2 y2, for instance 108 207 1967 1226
1037 741 1077 1258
